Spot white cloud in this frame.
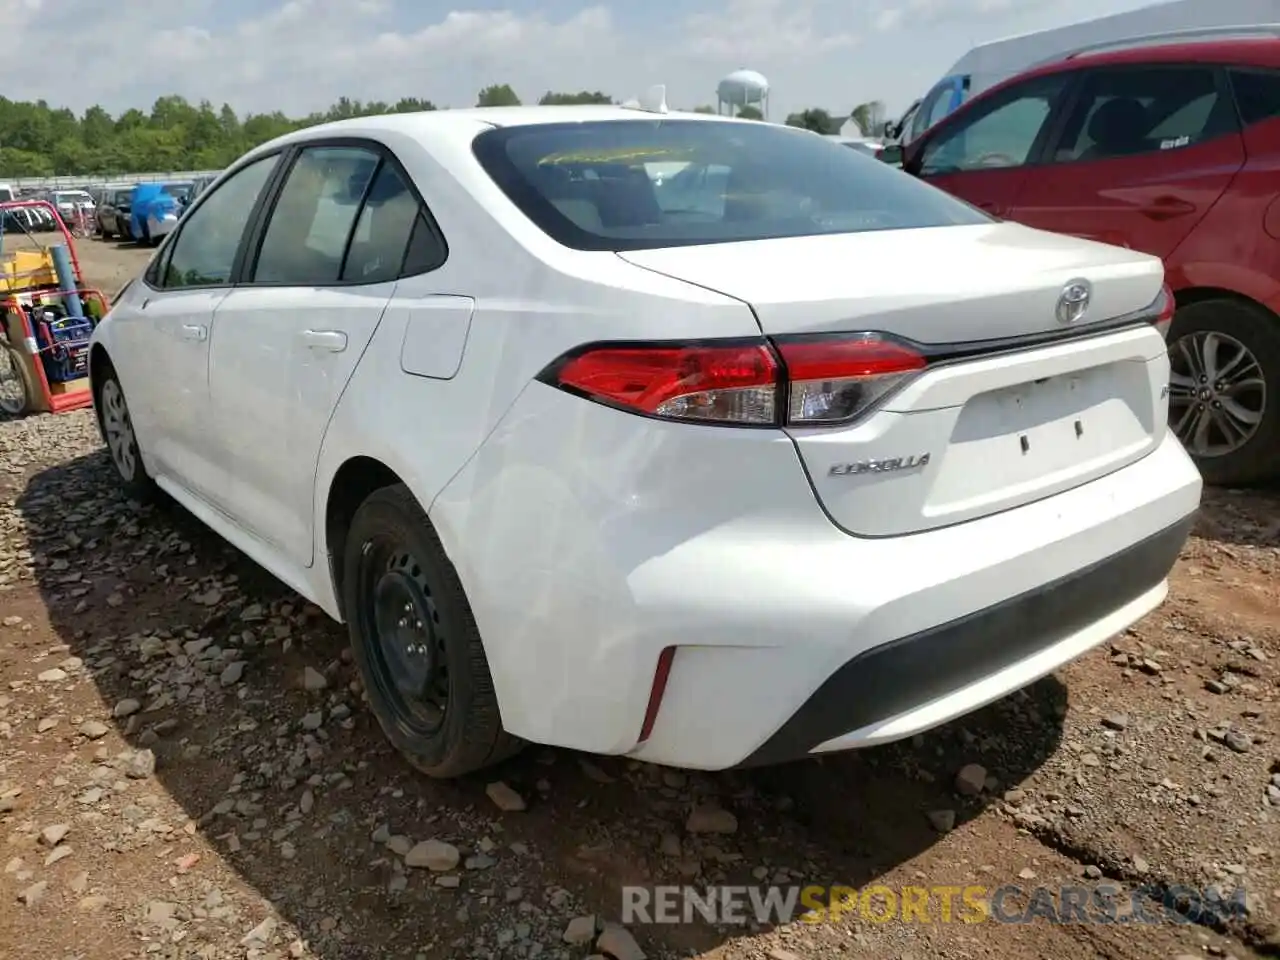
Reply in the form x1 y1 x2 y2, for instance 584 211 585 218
0 0 1157 120
679 0 858 61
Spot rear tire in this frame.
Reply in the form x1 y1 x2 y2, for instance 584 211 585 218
94 367 156 501
1167 297 1280 486
342 484 523 778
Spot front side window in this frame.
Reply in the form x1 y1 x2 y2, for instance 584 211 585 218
158 154 277 289
473 119 990 252
1050 66 1236 163
920 74 1069 175
252 146 382 285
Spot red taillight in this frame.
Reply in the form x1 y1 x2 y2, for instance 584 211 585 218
776 335 927 425
543 333 928 428
551 341 779 425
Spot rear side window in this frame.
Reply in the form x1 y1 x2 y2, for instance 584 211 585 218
253 146 379 285
251 144 444 285
472 119 989 252
1051 66 1236 163
340 164 436 283
1229 68 1280 126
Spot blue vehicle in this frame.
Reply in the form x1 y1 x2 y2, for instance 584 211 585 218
129 181 193 246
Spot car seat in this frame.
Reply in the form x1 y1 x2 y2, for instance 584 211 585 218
1080 98 1149 160
593 166 662 228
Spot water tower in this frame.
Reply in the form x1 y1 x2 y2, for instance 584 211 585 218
716 69 769 118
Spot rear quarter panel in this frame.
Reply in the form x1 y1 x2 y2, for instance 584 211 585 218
309 130 761 595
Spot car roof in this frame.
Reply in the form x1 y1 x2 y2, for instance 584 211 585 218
245 104 759 158
1025 37 1280 79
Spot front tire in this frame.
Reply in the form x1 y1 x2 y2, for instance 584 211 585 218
343 484 522 778
95 369 156 501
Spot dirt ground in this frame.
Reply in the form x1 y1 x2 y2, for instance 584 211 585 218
1 235 1280 960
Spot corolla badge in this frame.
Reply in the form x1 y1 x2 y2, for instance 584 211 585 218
829 453 930 477
1056 279 1092 325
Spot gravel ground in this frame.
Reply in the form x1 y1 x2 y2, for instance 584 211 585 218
1 236 1279 960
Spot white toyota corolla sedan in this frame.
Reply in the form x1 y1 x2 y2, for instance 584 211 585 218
89 101 1202 778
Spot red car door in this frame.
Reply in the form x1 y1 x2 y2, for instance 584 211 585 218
1008 64 1245 259
912 72 1073 218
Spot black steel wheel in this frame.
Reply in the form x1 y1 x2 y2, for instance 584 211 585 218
93 364 157 500
358 544 451 736
343 484 522 778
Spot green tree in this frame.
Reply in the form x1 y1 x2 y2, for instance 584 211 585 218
690 105 716 114
849 100 887 137
785 108 836 134
0 89 446 178
736 105 764 120
538 90 612 105
477 84 521 107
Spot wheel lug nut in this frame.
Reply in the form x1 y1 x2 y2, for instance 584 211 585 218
398 618 407 627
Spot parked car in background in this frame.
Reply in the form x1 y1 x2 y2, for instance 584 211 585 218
97 187 134 240
51 189 96 229
130 181 193 245
88 106 1200 778
189 174 216 203
886 38 1280 486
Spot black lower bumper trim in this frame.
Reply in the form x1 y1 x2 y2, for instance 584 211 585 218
737 512 1196 768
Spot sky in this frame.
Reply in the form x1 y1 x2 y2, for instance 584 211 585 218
4 0 1166 121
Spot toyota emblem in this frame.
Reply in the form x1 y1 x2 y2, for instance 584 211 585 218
1056 279 1092 325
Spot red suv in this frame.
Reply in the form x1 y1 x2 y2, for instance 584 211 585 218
894 39 1280 486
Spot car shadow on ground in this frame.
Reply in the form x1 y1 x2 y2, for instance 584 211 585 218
16 450 1068 960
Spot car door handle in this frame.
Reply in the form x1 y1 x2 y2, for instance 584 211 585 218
180 323 207 342
300 329 347 352
1138 197 1196 220
977 201 1004 216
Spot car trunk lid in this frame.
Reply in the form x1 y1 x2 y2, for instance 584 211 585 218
618 222 1171 536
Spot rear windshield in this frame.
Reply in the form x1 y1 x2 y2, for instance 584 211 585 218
472 119 989 251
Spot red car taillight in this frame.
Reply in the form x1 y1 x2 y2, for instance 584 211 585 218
541 333 928 428
777 335 927 425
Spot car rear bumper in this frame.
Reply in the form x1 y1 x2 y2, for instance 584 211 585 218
738 512 1190 767
429 382 1202 770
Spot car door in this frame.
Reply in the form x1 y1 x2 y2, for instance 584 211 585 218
910 72 1072 218
1008 64 1245 258
115 154 279 507
208 142 444 567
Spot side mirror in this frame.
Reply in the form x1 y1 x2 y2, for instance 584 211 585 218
879 144 904 167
